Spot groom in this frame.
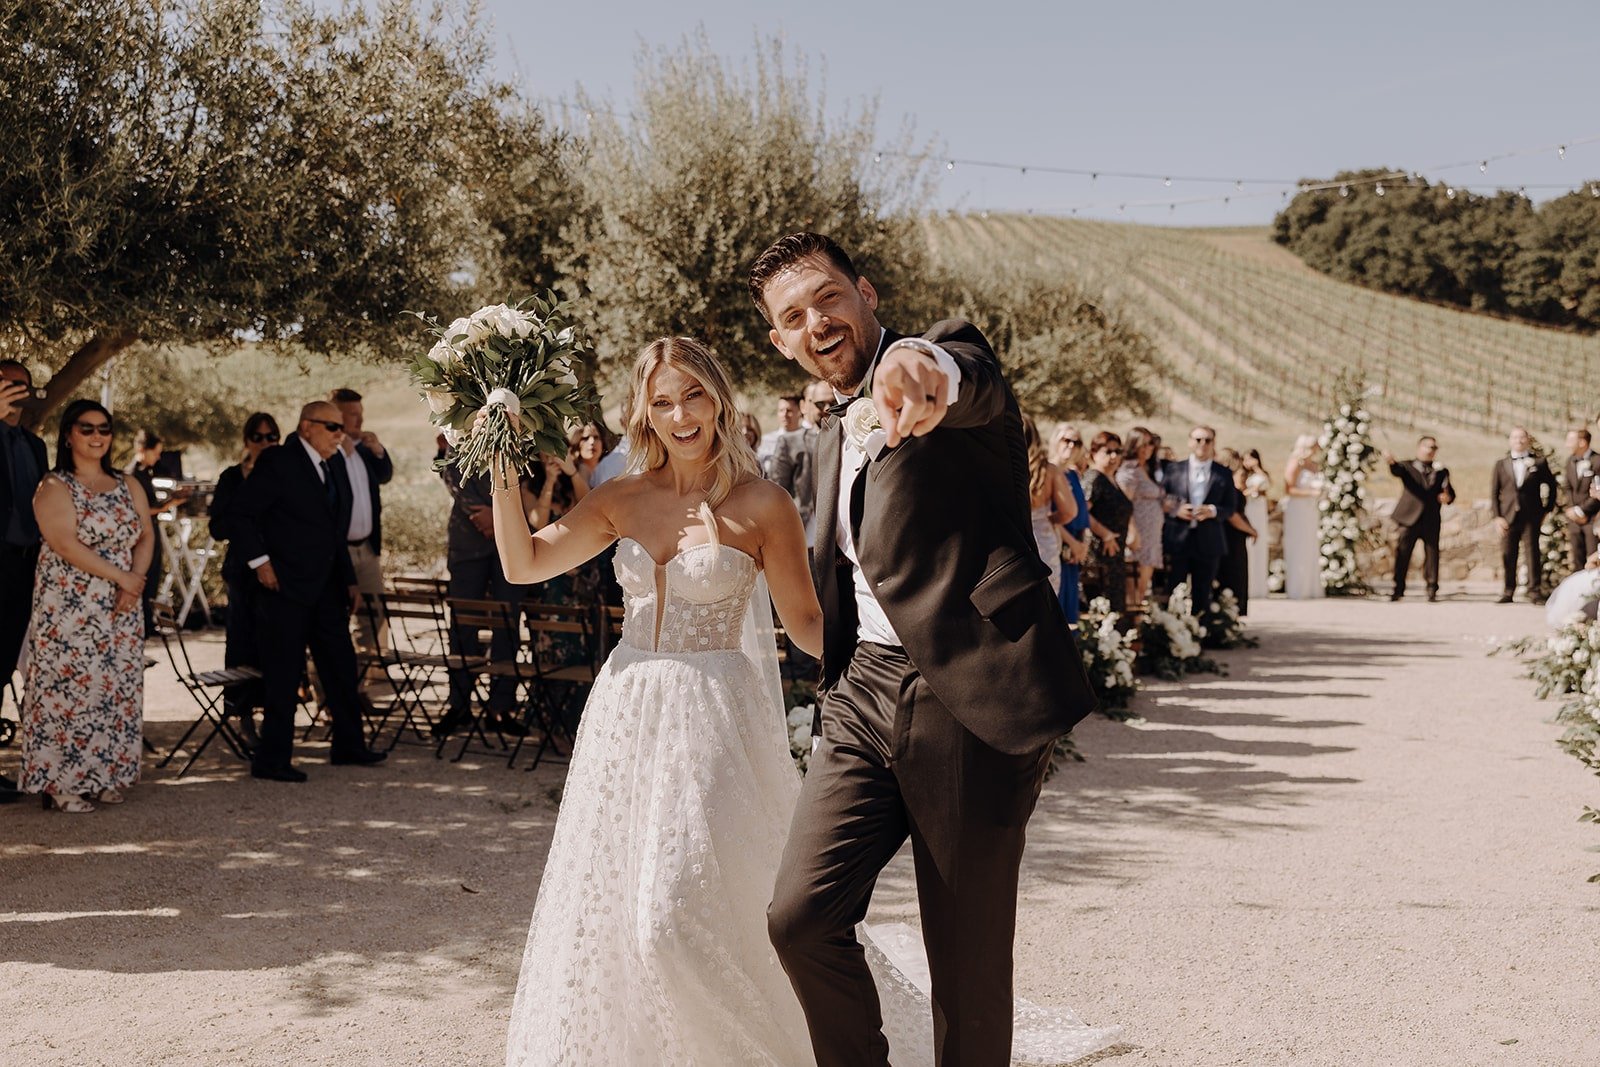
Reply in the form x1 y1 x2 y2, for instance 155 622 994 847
753 233 1096 1065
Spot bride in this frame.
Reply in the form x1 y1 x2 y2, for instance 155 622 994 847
492 337 1119 1066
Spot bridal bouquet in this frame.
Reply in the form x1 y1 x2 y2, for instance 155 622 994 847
408 293 600 479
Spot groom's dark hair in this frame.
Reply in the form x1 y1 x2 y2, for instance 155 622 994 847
748 233 859 323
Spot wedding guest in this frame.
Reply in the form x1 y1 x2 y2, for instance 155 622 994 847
434 442 538 740
1217 448 1259 614
568 419 615 490
20 399 152 812
1050 424 1092 625
1021 414 1077 594
0 362 48 803
125 428 179 636
329 388 393 684
767 401 816 538
526 451 598 670
1383 435 1455 602
801 379 831 430
1116 426 1164 607
1561 428 1599 571
1146 432 1167 481
1240 450 1271 604
739 412 762 454
1491 426 1557 604
232 400 386 781
758 394 804 467
206 412 282 747
1160 425 1233 601
1280 435 1326 600
1083 431 1138 612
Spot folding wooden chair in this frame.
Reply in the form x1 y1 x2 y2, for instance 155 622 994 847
388 575 448 598
437 596 532 763
372 589 460 750
152 602 258 775
509 601 599 771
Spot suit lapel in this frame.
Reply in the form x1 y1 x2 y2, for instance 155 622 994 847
811 420 843 592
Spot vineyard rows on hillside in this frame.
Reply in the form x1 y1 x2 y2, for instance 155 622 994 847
926 215 1600 432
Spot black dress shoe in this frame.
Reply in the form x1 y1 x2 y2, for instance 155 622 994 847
1427 592 1438 602
1388 593 1403 602
1496 594 1514 604
329 747 387 766
0 772 20 804
431 710 470 741
251 764 309 783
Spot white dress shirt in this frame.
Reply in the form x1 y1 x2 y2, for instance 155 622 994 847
341 440 374 542
834 333 963 647
1510 452 1531 488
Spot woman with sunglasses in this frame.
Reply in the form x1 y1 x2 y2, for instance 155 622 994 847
1047 424 1092 626
19 399 153 813
1081 431 1140 614
206 412 282 748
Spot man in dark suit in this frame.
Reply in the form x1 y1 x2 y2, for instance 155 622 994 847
1384 435 1456 602
753 233 1096 1065
1561 427 1600 570
0 360 49 803
1159 425 1235 601
329 388 393 685
233 401 386 781
1491 426 1559 604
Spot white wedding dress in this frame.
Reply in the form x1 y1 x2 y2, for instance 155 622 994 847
505 536 1120 1066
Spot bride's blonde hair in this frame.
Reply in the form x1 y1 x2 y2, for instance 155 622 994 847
624 337 761 510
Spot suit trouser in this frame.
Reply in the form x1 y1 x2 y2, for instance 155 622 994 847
768 642 1052 1067
445 553 530 716
348 541 387 684
1568 522 1600 571
1166 548 1221 602
1501 514 1543 595
1392 523 1440 595
0 543 39 699
253 579 367 770
222 575 264 717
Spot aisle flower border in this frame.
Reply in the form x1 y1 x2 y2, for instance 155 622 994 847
1316 373 1377 596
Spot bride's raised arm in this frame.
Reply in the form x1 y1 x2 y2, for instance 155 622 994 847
491 452 620 586
749 481 823 659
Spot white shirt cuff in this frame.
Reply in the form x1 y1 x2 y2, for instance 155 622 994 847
248 555 270 570
884 338 962 405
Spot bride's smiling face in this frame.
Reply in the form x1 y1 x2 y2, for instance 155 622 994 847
647 364 719 462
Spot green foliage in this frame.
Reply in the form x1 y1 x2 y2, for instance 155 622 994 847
1274 171 1600 332
568 32 937 391
0 0 572 421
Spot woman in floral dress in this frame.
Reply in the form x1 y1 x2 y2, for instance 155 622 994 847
21 399 153 813
1117 426 1165 609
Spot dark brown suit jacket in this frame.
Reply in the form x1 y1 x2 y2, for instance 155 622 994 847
1491 454 1556 523
810 321 1096 755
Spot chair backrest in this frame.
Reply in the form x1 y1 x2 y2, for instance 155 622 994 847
523 600 595 670
151 600 202 686
389 575 448 598
379 590 449 656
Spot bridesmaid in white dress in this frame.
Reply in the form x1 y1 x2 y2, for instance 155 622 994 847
1282 435 1325 600
1240 449 1271 600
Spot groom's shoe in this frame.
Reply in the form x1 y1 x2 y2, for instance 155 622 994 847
1496 593 1514 604
1388 592 1403 602
1427 591 1438 602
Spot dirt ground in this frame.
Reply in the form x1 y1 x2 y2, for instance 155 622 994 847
3 592 1598 1066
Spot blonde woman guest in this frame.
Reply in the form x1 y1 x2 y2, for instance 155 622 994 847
21 400 152 813
1116 426 1164 607
1022 414 1078 594
739 412 763 457
1050 424 1093 624
1240 449 1271 602
1282 434 1325 600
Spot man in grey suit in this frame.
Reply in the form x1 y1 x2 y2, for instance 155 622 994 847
1561 427 1600 570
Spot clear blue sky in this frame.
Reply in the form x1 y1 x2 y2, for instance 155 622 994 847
475 0 1600 225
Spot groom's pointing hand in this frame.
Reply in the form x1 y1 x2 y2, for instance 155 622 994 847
873 344 950 448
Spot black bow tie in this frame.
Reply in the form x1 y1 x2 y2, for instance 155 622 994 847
826 396 859 421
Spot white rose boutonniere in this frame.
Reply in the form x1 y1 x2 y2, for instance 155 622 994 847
843 397 886 456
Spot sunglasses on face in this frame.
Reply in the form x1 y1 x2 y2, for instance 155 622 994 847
306 419 344 433
1060 437 1082 446
1192 436 1214 444
1102 448 1123 456
74 422 113 437
248 431 280 444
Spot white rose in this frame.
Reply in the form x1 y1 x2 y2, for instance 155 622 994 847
427 340 457 368
425 387 454 414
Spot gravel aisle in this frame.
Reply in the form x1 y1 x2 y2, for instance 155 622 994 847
3 598 1596 1065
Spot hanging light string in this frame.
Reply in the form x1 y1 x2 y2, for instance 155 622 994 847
536 95 1600 213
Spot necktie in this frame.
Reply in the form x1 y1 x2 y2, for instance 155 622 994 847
826 396 857 421
320 459 336 507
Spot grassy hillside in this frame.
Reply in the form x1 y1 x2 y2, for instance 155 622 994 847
925 213 1600 497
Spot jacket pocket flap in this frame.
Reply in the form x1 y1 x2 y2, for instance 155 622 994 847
969 548 1049 619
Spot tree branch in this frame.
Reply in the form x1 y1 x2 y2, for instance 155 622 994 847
23 329 139 431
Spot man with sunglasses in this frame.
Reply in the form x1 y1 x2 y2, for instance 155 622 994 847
232 401 386 781
0 360 48 802
1159 425 1235 602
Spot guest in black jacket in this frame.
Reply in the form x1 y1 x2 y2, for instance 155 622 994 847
206 412 281 747
1560 427 1600 570
232 401 385 781
0 360 49 803
1159 425 1236 601
1490 427 1558 603
1384 435 1456 602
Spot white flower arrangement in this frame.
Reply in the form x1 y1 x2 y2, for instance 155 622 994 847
408 292 599 478
787 704 816 774
1317 374 1377 595
1078 597 1139 715
1139 583 1221 680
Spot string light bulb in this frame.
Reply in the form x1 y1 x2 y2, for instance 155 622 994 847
1446 186 1455 199
873 152 882 164
946 160 954 171
1375 182 1385 196
1558 145 1566 160
1479 160 1488 173
1164 177 1171 187
1339 184 1350 197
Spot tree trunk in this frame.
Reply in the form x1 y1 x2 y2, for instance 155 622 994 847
22 329 139 432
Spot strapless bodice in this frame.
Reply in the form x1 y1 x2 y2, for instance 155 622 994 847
613 538 757 654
